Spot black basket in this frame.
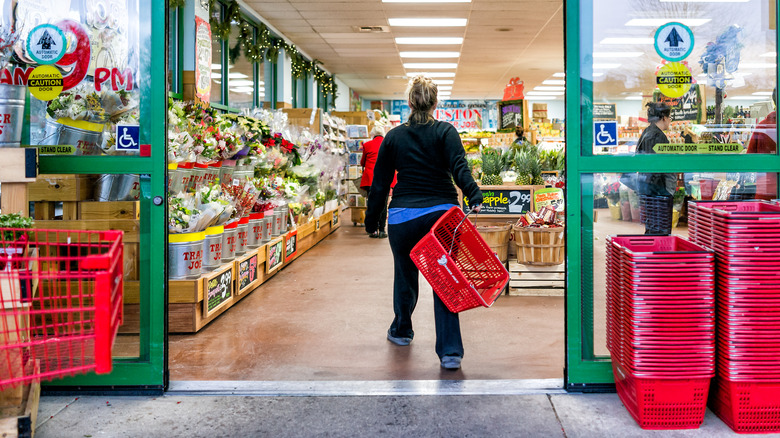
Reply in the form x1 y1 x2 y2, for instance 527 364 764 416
639 195 673 234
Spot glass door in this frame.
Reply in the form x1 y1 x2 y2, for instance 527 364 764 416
12 0 168 390
565 0 780 389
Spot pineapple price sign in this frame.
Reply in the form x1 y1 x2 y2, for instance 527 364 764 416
463 189 532 215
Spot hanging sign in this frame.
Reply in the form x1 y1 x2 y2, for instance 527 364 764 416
26 24 66 65
653 143 742 154
463 188 532 215
593 103 616 120
657 62 692 98
498 99 524 132
655 84 703 123
194 16 212 102
655 22 694 62
204 267 233 318
27 65 63 101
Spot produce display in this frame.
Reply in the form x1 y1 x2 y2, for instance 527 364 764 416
479 148 503 185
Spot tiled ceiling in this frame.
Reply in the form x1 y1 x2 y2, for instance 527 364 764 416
243 0 564 100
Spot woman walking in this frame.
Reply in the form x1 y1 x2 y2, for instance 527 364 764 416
365 76 482 370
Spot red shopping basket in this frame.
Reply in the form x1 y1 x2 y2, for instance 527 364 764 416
410 207 509 313
0 228 124 390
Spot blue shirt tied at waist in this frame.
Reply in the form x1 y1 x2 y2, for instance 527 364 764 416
388 204 457 225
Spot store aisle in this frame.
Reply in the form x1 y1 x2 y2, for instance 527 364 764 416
169 223 564 381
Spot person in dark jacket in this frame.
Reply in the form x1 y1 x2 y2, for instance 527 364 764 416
360 125 388 237
636 102 676 235
746 88 777 200
365 75 483 371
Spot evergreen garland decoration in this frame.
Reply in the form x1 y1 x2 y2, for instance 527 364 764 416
169 0 186 9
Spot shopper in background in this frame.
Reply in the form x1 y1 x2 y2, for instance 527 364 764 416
512 126 529 148
360 125 389 238
365 75 483 371
747 88 777 200
636 102 676 235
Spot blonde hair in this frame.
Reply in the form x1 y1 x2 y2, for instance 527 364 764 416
370 125 385 137
405 75 437 125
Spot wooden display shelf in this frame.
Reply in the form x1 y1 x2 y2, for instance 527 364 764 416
0 148 37 216
507 262 564 296
0 361 40 438
168 208 342 333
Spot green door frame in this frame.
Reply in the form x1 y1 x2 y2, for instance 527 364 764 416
564 0 780 390
38 0 168 392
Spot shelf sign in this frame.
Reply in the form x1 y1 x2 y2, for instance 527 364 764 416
652 143 742 154
285 230 298 263
593 103 616 120
464 188 532 214
204 267 233 318
238 253 258 292
655 22 694 62
266 237 284 274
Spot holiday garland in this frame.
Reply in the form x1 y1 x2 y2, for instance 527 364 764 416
210 0 337 98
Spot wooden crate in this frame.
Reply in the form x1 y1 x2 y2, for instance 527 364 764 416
78 201 140 220
27 174 94 202
0 361 40 438
32 219 140 243
507 261 564 296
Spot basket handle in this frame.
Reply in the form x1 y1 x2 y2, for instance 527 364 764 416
448 206 480 256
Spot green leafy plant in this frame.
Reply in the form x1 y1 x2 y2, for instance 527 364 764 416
0 213 33 242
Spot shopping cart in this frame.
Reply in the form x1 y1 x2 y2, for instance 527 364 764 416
0 228 124 390
410 207 509 313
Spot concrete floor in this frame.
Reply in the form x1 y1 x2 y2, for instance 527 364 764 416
35 393 773 437
169 224 565 381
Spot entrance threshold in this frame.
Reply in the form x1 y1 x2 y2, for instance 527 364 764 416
168 379 565 396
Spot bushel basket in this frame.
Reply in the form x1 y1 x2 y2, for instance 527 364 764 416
512 225 565 266
410 207 509 313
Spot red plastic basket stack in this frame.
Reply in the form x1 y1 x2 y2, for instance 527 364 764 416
0 228 124 390
606 235 715 430
690 200 780 433
410 207 509 313
688 200 764 250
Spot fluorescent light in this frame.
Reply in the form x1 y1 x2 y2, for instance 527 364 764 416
211 64 222 70
403 63 458 69
625 18 711 27
229 79 254 86
400 51 460 58
593 52 643 58
406 72 456 77
552 72 566 77
760 52 776 58
438 92 451 95
543 79 566 85
230 87 255 93
526 91 564 96
728 95 768 100
600 37 654 45
753 91 774 96
534 86 565 91
526 96 558 100
592 72 605 77
433 79 454 85
389 18 467 27
593 63 621 69
384 0 471 2
396 37 463 45
227 72 249 79
625 96 644 100
739 62 777 68
437 86 452 90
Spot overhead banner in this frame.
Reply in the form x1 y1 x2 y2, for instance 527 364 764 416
391 100 498 131
195 16 212 102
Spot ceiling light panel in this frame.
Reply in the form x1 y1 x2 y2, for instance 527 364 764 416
600 37 654 45
552 72 566 77
526 91 565 96
399 52 460 58
406 72 456 77
593 52 643 58
534 86 566 91
433 80 454 84
543 79 566 85
625 18 711 27
389 18 467 27
395 37 464 45
403 63 458 69
383 0 471 2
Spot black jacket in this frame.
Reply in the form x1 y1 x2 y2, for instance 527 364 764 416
364 120 482 233
635 123 676 196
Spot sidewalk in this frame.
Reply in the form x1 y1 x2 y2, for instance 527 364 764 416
36 391 773 437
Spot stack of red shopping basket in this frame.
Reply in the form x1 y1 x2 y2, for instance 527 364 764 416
606 235 716 430
689 200 780 434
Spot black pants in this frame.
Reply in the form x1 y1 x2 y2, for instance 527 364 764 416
364 187 388 232
387 210 463 359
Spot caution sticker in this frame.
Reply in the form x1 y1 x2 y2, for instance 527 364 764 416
26 24 66 65
27 65 63 101
656 62 692 98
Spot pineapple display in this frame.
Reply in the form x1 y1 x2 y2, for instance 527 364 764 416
514 152 533 185
480 148 503 185
530 158 545 185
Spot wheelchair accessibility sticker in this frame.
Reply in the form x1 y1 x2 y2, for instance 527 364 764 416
594 121 618 147
116 124 140 151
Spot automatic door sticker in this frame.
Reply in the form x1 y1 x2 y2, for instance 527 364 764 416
26 24 66 65
657 62 692 99
655 22 694 62
594 120 618 147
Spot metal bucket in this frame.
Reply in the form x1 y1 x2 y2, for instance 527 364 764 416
235 216 250 255
168 163 183 194
261 215 272 243
248 213 263 248
202 226 224 271
168 231 205 279
58 123 103 156
205 161 221 186
0 84 25 148
95 174 140 201
276 204 289 231
190 164 208 191
220 160 236 186
221 224 238 262
176 162 194 193
271 211 281 236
